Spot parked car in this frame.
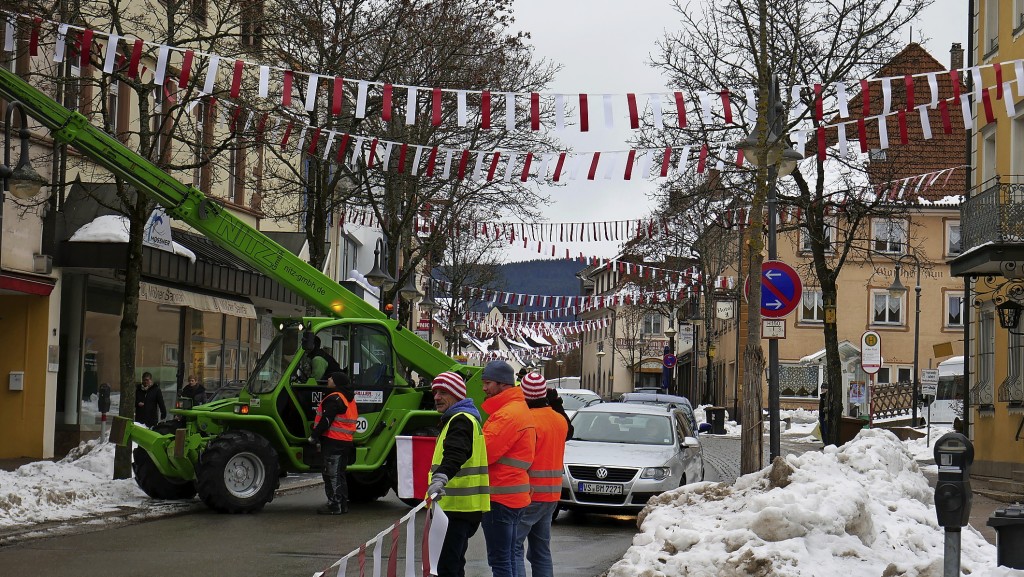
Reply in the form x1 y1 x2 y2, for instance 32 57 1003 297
553 388 602 419
620 392 699 433
559 403 704 514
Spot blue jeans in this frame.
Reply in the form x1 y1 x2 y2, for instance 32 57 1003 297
513 501 557 577
481 502 525 577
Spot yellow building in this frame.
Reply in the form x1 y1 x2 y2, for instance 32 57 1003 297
949 1 1024 495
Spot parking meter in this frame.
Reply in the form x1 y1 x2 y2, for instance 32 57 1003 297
97 383 112 414
934 432 974 528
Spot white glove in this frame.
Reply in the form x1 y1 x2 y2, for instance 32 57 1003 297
427 473 449 501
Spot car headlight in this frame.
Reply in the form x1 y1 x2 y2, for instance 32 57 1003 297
641 467 672 480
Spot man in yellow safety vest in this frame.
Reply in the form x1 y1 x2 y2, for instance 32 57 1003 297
426 372 490 577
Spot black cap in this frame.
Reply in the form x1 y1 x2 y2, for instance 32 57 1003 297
328 372 349 387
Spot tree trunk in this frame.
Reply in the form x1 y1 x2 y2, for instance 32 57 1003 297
740 344 765 474
821 285 843 446
112 196 148 480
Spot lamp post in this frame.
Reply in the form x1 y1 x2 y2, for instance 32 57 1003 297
663 321 677 394
887 254 922 427
365 237 396 296
556 358 564 384
596 344 606 397
737 74 802 461
419 278 437 345
1 101 48 265
453 317 468 355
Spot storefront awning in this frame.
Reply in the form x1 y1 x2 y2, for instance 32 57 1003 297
0 271 57 296
139 281 256 318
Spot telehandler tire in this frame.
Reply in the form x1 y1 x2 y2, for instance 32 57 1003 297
131 421 197 500
197 430 280 513
132 447 198 500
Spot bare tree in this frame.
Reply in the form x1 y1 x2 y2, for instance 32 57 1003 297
645 0 931 470
433 220 504 357
259 0 558 312
28 0 270 477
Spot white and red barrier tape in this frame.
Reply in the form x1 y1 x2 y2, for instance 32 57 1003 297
313 500 449 577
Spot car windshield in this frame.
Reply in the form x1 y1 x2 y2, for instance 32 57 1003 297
559 392 600 411
570 412 674 445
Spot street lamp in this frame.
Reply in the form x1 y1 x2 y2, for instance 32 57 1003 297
365 237 396 290
737 74 803 461
1 101 48 267
596 344 606 397
887 254 922 427
556 358 564 384
398 272 423 301
663 321 677 394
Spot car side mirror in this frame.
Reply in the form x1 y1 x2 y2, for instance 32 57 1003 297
698 423 712 434
683 436 700 448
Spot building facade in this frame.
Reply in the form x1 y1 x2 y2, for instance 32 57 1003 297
949 0 1024 490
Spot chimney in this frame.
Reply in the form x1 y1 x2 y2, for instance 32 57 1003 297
950 43 963 70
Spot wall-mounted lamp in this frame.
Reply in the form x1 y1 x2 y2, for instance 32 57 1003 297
997 300 1023 330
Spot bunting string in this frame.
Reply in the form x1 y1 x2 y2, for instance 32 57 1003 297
0 10 1008 148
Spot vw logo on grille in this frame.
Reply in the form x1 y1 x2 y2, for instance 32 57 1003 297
595 467 609 479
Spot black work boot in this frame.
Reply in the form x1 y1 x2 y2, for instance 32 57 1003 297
317 502 343 515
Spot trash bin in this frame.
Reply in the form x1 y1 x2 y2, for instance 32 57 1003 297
989 505 1024 569
706 406 727 435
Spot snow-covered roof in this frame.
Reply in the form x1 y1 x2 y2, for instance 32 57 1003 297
69 215 197 263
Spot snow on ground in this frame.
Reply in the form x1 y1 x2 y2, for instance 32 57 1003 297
0 439 147 528
609 428 1013 577
0 414 1009 576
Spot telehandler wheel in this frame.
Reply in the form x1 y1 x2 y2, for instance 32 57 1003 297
347 469 392 503
197 430 280 513
132 446 198 500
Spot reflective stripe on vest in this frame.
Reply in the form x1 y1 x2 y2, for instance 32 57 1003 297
429 412 490 513
497 456 531 469
314 392 358 442
490 484 532 494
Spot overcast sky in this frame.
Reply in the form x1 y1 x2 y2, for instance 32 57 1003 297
501 0 968 264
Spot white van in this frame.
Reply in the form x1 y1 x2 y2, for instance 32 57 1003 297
924 356 963 426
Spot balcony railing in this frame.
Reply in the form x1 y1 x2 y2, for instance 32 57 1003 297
961 177 1024 252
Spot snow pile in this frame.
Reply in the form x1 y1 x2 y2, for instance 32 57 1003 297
608 429 1013 577
0 439 146 527
69 214 197 263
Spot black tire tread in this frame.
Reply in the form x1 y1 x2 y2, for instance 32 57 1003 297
196 430 280 513
132 447 198 500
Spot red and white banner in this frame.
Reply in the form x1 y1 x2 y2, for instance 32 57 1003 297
395 435 436 500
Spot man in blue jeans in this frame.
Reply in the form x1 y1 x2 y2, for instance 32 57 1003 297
480 361 536 577
513 372 568 577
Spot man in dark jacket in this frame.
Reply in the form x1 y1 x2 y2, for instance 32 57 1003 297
134 372 166 427
310 371 358 514
426 371 489 577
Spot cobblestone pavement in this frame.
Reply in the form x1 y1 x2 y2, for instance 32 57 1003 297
701 433 822 484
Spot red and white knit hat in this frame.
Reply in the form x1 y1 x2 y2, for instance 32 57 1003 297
521 371 548 400
431 372 467 400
